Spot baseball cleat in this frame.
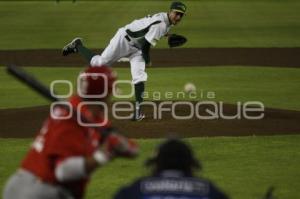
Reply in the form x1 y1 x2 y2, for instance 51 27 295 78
132 113 145 121
62 37 83 56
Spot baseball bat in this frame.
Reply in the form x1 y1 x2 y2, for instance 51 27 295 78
6 64 138 155
6 64 113 140
6 64 96 123
7 65 58 102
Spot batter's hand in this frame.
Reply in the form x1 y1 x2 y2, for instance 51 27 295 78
104 133 139 159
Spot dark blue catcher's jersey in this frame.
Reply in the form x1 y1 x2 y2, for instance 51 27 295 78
114 171 229 199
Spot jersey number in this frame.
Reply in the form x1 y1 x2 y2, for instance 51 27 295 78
32 121 48 153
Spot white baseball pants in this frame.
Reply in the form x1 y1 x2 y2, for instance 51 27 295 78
3 169 74 199
90 28 147 84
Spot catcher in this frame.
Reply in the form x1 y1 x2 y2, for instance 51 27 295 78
113 138 229 199
62 1 187 121
3 66 138 199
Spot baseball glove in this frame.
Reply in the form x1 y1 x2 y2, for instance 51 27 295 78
168 34 187 48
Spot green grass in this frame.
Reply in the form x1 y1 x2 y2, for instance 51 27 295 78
0 135 299 199
1 66 300 110
0 0 300 49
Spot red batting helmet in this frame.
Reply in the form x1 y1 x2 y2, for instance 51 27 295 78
78 66 117 100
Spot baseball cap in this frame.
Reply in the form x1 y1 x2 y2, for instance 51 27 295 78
170 1 187 14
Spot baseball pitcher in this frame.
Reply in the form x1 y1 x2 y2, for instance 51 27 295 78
62 1 187 121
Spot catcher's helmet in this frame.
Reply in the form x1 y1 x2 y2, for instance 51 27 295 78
78 66 117 100
145 138 201 176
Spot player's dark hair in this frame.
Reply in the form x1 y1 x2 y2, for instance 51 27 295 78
145 138 201 176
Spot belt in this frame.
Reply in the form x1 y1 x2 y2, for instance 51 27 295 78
125 34 139 49
125 35 131 42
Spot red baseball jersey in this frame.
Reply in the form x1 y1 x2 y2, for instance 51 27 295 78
21 95 109 199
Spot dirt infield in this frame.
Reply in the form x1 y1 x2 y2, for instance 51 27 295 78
0 48 300 67
0 48 299 138
1 102 299 138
